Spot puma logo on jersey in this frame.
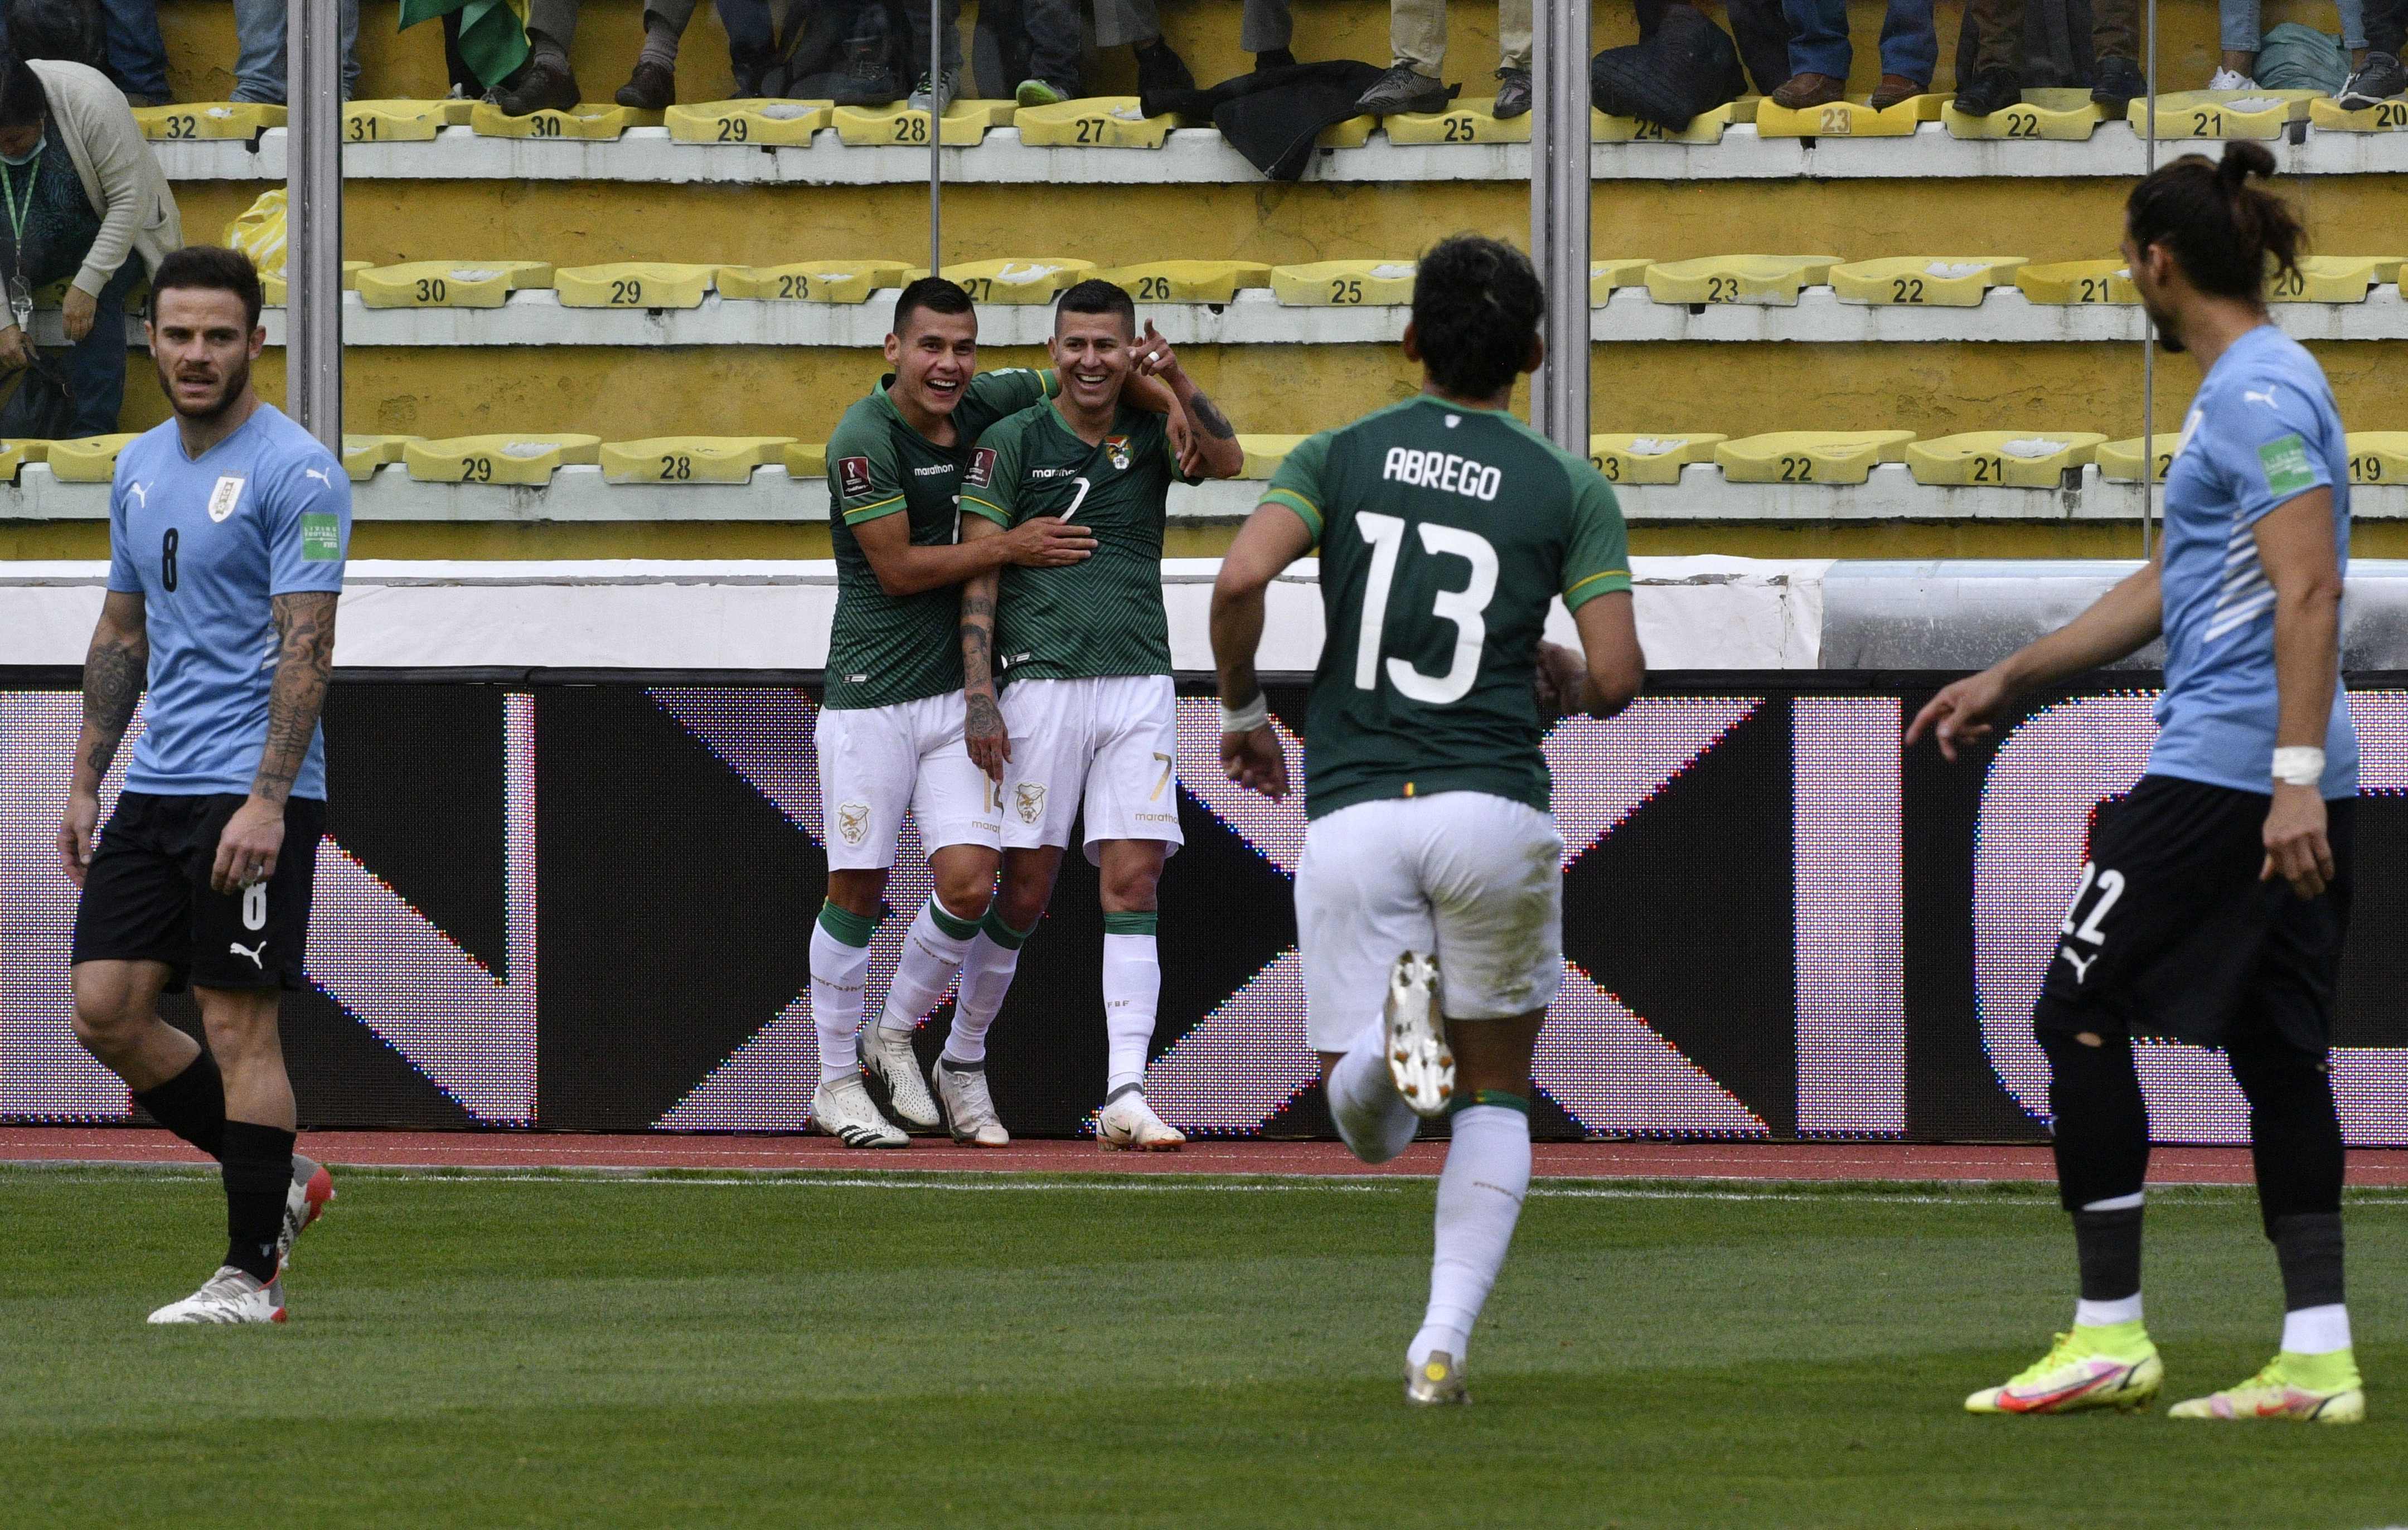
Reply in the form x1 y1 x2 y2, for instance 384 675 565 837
229 940 268 970
2244 388 2280 409
303 467 335 487
1382 447 1501 502
125 481 147 507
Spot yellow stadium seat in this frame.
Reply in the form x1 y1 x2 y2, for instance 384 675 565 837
1588 434 1725 485
1644 256 1838 306
1016 97 1176 148
2129 90 2315 139
1755 94 1941 138
48 434 141 481
902 259 1094 304
1271 261 1417 306
406 434 604 486
601 437 798 485
1715 430 1915 485
716 260 912 303
554 263 718 310
832 99 1011 146
134 103 285 141
1941 89 2105 140
0 439 45 482
261 264 369 307
2096 438 2176 483
2345 433 2408 486
2266 256 2407 303
1829 256 2027 307
2014 259 2137 304
1236 434 1305 478
342 100 454 142
356 260 556 309
1906 432 2108 487
1592 102 1748 143
1318 115 1377 148
1094 262 1273 303
469 101 661 139
2310 98 2408 133
340 435 418 481
1590 259 1652 302
785 442 828 478
666 100 832 145
1383 99 1529 144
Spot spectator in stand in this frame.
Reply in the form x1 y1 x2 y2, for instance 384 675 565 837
2338 0 2405 102
0 0 167 107
489 0 584 115
1242 0 1299 71
1767 0 1930 109
1953 0 2146 117
0 53 180 436
1011 0 1196 105
1351 0 1533 118
2210 1 2364 89
613 1 781 107
231 0 362 103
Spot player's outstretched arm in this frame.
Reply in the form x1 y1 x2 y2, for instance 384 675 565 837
854 503 1093 598
211 591 337 895
958 515 1011 783
2255 487 2344 897
1131 322 1244 481
1210 501 1315 797
1907 560 2165 761
59 590 147 885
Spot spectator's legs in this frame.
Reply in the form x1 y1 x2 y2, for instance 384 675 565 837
1965 0 2024 72
1723 0 1803 94
1240 0 1295 55
59 259 148 439
230 0 362 103
99 0 170 105
1023 0 1086 91
642 0 702 65
1094 0 1160 50
1496 0 1532 70
526 0 582 56
904 0 968 78
2091 0 2141 65
2367 0 2406 55
2220 0 2261 76
2339 0 2368 56
1877 0 1936 85
721 0 779 91
1392 0 1449 76
1779 0 1854 80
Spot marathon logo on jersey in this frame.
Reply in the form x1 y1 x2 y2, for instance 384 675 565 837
1382 448 1501 502
207 475 246 523
1104 435 1131 471
837 456 875 500
966 447 997 490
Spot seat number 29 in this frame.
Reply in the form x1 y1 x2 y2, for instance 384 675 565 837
1353 512 1498 706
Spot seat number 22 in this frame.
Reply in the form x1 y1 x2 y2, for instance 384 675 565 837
1353 512 1498 706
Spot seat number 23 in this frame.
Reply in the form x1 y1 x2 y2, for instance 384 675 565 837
1353 512 1498 706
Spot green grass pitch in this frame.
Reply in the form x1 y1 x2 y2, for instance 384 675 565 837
4 1164 2402 1528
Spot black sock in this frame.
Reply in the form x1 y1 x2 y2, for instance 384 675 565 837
220 1121 294 1283
2270 1212 2346 1312
130 1050 227 1160
2071 1204 2145 1303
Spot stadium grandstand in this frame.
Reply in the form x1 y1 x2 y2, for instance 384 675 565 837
3 1 2406 1524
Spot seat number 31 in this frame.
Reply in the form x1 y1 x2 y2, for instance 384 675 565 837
1353 512 1499 706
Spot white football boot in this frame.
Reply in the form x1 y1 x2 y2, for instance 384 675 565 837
861 1025 942 1131
932 1056 1010 1147
1384 952 1454 1117
812 1074 909 1148
148 1266 285 1325
1406 1350 1470 1406
278 1153 334 1272
1097 1087 1185 1151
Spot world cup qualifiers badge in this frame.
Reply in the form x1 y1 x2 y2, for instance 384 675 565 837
967 448 997 488
1104 435 1131 471
838 456 873 498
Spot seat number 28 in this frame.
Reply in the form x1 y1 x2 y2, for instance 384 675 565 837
1353 512 1499 706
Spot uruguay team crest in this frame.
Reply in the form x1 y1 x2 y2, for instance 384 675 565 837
1014 782 1046 825
1104 435 1131 471
835 801 871 846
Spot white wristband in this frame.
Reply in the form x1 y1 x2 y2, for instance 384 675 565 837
1220 693 1269 735
2272 746 2326 788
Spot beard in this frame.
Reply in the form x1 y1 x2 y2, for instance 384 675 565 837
157 351 249 422
2143 302 2186 354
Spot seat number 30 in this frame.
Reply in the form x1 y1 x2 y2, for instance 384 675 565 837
1353 512 1498 705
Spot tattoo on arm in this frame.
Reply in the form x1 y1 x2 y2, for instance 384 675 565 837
1185 390 1237 440
251 591 337 805
961 582 998 687
79 627 146 783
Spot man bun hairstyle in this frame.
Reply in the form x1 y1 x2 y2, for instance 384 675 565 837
1055 277 1136 334
151 244 265 331
2125 142 2305 301
893 275 974 337
1412 235 1545 400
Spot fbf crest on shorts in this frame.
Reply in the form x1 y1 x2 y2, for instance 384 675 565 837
1015 782 1047 825
835 801 871 846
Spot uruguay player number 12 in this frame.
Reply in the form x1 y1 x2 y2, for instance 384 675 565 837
1354 512 1499 705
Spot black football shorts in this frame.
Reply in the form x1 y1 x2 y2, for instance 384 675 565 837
70 791 326 994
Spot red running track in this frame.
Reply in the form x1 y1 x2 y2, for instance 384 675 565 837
6 1127 2408 1185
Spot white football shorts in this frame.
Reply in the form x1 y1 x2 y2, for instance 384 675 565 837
1294 790 1565 1052
997 674 1186 863
814 692 1003 870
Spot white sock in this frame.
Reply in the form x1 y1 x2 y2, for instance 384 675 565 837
880 900 978 1035
1408 1101 1532 1370
943 927 1024 1067
1327 1021 1417 1164
2075 1294 2144 1328
2282 1303 2352 1355
810 917 873 1085
1102 929 1160 1095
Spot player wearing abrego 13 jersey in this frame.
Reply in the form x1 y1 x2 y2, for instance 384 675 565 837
956 279 1246 1152
808 277 1097 1150
1211 235 1646 1405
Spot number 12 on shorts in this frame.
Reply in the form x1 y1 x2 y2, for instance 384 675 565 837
2056 860 2124 982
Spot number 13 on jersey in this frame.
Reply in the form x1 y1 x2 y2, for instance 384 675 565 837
1353 511 1499 705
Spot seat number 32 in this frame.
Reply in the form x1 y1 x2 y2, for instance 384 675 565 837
1353 511 1499 706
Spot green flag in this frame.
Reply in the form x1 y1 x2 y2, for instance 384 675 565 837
398 0 531 90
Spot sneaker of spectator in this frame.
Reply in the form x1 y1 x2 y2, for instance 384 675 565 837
1870 72 1921 106
1493 64 1530 117
1951 64 2021 114
1769 70 1844 106
909 67 957 113
2338 48 2408 103
2090 52 2146 113
1356 62 1450 113
1773 0 1929 109
487 0 581 116
2207 64 2257 88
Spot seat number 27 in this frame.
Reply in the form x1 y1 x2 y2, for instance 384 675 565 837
1353 511 1498 706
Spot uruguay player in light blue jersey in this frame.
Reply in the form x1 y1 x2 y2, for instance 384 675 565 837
56 247 346 1326
1912 143 2367 1424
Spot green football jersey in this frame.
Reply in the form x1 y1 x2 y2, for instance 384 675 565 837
1262 394 1632 820
962 397 1194 685
822 367 1055 709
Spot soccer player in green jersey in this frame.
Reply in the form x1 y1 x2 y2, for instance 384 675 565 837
810 278 1100 1149
955 280 1245 1150
1208 236 1646 1404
